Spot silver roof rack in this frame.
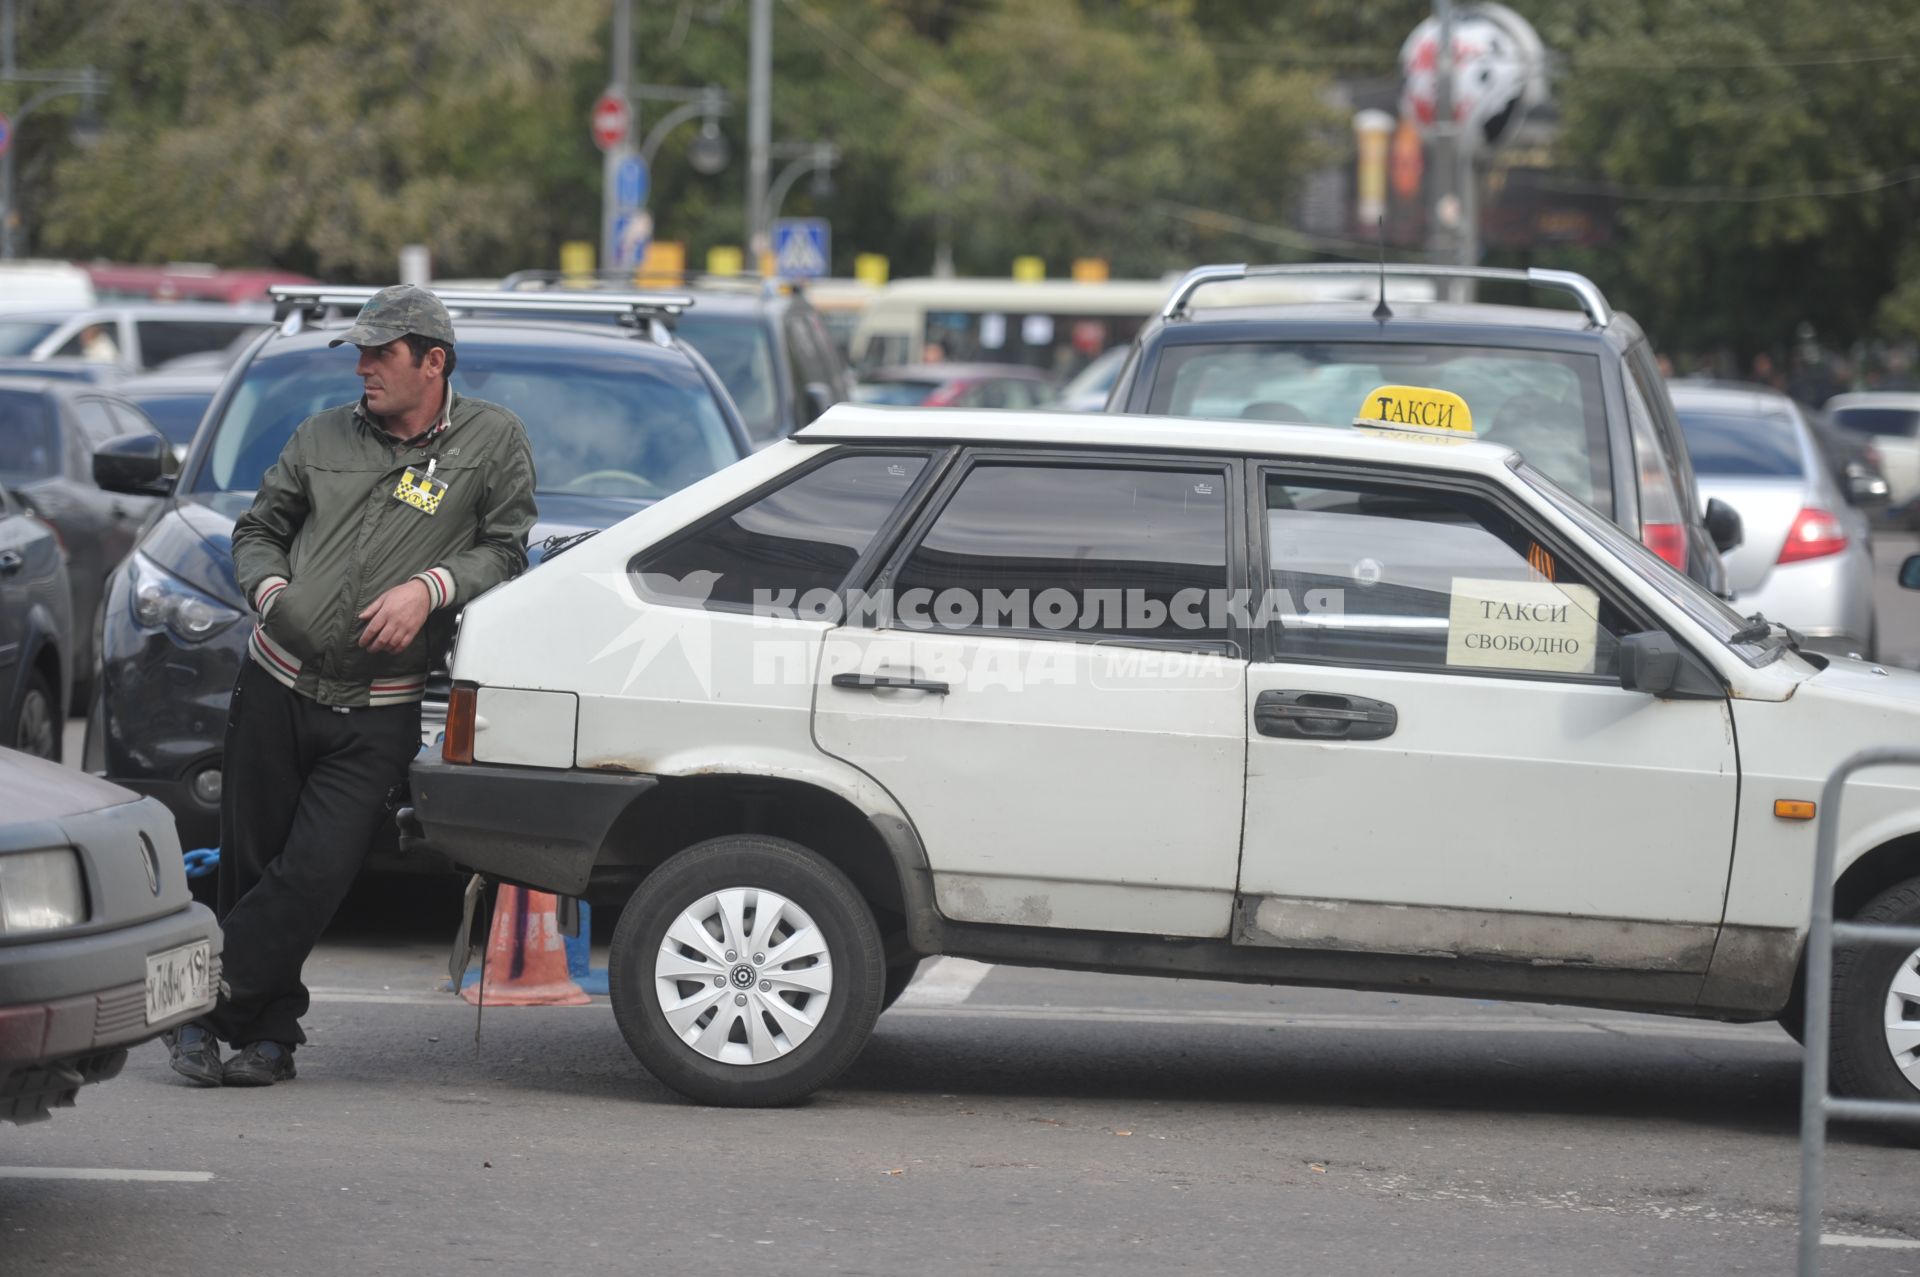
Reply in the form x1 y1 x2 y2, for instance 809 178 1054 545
1159 263 1612 329
268 284 694 330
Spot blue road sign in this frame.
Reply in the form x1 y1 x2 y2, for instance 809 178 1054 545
615 155 649 211
611 210 653 269
0 115 11 159
773 218 831 279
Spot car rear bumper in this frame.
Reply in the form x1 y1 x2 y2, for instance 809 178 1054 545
406 757 654 896
1728 548 1875 657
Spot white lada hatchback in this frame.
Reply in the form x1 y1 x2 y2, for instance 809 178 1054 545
406 388 1920 1108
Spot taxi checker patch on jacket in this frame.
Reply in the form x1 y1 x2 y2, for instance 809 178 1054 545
394 462 448 515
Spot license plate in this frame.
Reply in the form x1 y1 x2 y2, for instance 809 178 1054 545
145 940 213 1025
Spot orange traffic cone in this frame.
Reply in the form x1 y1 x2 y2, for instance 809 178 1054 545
462 885 592 1007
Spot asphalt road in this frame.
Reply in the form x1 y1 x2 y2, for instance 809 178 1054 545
16 532 1918 1276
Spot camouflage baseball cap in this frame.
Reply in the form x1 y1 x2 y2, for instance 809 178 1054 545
328 284 456 349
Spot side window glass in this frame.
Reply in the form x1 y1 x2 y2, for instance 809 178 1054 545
891 463 1231 644
632 453 928 610
72 398 123 450
1265 477 1628 679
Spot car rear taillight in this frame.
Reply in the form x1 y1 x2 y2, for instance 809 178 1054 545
443 684 477 764
922 384 962 407
1777 507 1849 564
1641 522 1688 571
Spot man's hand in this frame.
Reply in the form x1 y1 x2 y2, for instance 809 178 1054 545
357 579 432 653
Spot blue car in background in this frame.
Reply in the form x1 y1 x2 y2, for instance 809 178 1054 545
85 288 752 872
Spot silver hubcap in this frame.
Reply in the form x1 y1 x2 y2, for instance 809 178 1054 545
16 687 53 758
655 887 832 1066
1885 947 1920 1092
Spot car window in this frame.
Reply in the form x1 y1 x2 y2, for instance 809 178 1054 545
0 389 58 479
1264 476 1630 680
127 391 214 449
194 343 744 498
71 397 124 450
852 379 938 406
1148 341 1613 513
675 313 781 443
136 320 261 370
1675 409 1805 477
0 320 59 356
632 453 929 610
1830 406 1920 439
890 462 1232 644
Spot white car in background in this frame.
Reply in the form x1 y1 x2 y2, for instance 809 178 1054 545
1824 391 1920 512
407 393 1920 1110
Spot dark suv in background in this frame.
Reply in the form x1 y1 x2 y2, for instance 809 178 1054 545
1109 264 1738 596
86 285 753 863
502 272 853 447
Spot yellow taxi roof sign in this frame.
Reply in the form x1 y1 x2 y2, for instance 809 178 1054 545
1352 384 1474 437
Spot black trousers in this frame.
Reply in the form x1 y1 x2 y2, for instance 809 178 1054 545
203 660 421 1048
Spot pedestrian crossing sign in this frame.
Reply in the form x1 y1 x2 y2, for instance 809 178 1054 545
773 218 831 280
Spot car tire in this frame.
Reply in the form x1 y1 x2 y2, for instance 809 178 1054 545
880 958 923 1014
609 835 884 1107
11 669 60 762
1830 876 1920 1101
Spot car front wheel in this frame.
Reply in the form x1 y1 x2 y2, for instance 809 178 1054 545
12 669 59 761
1831 877 1920 1101
609 835 884 1107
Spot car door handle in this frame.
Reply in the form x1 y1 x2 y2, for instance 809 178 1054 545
831 671 950 695
0 549 22 576
1255 690 1397 741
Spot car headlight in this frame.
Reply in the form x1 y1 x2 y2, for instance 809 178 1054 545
0 848 88 934
128 552 242 642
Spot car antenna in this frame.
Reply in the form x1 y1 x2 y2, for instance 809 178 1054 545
1372 217 1393 322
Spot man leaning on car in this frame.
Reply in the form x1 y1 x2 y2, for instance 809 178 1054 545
164 285 537 1087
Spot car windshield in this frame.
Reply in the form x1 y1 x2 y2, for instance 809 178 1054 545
1675 409 1804 477
192 341 742 499
674 312 778 441
852 379 940 406
128 392 214 449
1514 459 1787 667
1830 405 1920 439
1149 341 1613 513
0 320 59 356
0 389 57 478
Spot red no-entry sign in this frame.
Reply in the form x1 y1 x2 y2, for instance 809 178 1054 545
591 93 630 152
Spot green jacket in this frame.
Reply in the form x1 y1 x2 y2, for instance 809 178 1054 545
231 390 537 708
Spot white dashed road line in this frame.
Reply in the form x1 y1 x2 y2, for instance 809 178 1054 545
1823 1234 1920 1250
0 1168 213 1183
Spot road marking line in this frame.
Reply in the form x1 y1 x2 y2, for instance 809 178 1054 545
0 1168 212 1183
1823 1235 1920 1250
893 957 995 1007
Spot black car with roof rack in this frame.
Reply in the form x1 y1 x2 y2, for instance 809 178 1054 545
82 283 753 874
1109 263 1738 596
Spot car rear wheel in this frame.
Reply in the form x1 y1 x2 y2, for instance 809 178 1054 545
609 835 884 1107
1830 877 1920 1101
12 670 59 761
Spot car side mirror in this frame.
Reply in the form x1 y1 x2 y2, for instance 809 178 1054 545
1900 554 1920 591
94 432 173 496
803 382 836 423
1618 631 1721 699
1704 497 1743 554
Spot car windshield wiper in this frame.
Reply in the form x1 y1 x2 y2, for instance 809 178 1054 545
1727 612 1803 651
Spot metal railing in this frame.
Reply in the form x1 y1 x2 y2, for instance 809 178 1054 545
499 268 783 299
1798 746 1920 1276
1157 263 1614 330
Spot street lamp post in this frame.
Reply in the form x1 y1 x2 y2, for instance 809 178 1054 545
765 142 838 228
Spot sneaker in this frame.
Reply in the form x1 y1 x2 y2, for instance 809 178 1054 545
163 1023 224 1087
222 1041 296 1087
